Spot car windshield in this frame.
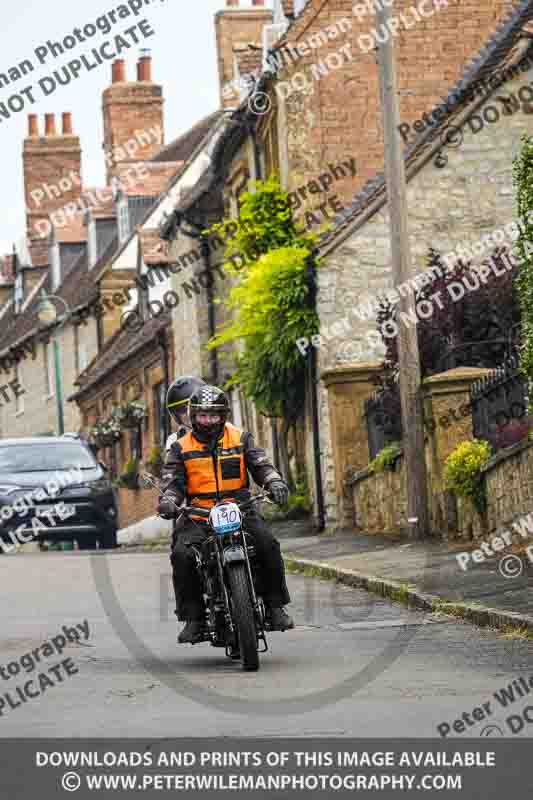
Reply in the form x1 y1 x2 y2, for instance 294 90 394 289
0 443 96 473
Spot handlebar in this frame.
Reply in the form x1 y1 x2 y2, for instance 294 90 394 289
180 491 269 519
141 470 271 521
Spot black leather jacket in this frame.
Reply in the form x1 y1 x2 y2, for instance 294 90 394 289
161 426 284 505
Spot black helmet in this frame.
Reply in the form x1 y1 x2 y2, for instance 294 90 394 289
189 385 230 443
166 376 206 425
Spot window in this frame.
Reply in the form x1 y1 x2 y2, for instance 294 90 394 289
263 114 280 178
88 219 98 268
43 341 54 397
14 273 23 314
154 382 166 447
117 197 130 244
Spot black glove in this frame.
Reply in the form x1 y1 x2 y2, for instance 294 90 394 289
158 493 180 519
268 480 289 507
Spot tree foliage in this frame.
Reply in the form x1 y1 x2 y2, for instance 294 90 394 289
207 178 320 485
376 247 520 379
513 134 533 410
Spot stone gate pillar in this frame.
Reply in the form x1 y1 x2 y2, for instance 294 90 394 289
322 362 384 528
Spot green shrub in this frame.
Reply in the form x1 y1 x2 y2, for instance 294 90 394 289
443 439 491 513
369 442 402 473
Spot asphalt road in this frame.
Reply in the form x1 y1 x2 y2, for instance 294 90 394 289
1 549 532 738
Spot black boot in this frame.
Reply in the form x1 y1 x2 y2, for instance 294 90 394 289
268 607 294 631
178 619 205 644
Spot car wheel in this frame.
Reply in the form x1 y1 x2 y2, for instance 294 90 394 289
98 528 118 549
77 534 97 550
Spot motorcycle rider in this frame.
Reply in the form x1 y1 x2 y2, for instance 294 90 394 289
165 375 206 453
158 384 294 644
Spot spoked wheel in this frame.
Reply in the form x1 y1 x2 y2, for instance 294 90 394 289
227 564 259 671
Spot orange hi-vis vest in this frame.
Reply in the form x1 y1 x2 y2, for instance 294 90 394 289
179 422 248 513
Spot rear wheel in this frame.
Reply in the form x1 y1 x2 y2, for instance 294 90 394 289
227 564 259 671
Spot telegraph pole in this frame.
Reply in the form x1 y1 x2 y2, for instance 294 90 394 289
375 1 429 539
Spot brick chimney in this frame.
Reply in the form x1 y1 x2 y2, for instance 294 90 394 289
23 112 82 240
215 0 272 108
102 53 164 183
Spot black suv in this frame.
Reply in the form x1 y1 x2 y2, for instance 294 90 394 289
0 437 118 551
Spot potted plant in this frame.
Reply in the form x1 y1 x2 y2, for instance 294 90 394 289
145 446 164 478
88 417 122 448
118 458 139 490
113 400 147 430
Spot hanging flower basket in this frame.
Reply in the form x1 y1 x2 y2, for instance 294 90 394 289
113 401 147 430
88 417 122 448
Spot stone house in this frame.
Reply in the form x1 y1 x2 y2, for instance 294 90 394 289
313 1 533 528
193 0 528 529
0 54 182 440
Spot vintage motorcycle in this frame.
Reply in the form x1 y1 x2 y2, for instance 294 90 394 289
146 473 271 671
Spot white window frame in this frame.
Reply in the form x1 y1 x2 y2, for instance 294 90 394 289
117 197 130 244
88 218 98 268
14 273 23 314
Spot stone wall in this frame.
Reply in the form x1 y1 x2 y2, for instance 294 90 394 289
349 440 533 541
349 414 533 541
456 439 533 540
316 64 533 374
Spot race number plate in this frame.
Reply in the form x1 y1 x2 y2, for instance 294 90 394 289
209 502 242 535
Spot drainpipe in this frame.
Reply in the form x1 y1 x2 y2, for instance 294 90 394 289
249 124 281 469
157 329 170 442
306 252 326 532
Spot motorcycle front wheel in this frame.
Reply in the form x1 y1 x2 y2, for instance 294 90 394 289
227 563 259 671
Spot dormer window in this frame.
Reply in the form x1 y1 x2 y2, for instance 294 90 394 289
14 272 23 314
117 196 130 244
88 217 98 268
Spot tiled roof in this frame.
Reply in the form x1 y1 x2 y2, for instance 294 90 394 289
70 311 171 399
319 0 533 254
0 104 223 360
151 110 223 164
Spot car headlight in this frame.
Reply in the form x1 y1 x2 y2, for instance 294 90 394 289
88 478 113 494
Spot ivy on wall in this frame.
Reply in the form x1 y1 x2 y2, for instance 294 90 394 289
514 134 533 411
207 177 321 487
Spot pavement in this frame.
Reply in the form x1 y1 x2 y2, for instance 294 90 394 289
276 518 533 637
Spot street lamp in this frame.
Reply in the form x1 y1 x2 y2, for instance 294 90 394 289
37 291 71 436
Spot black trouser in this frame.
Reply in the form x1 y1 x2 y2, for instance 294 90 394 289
170 514 291 621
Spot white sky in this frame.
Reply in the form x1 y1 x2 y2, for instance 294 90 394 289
0 0 268 253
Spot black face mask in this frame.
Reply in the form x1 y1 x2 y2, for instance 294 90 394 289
192 420 224 445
